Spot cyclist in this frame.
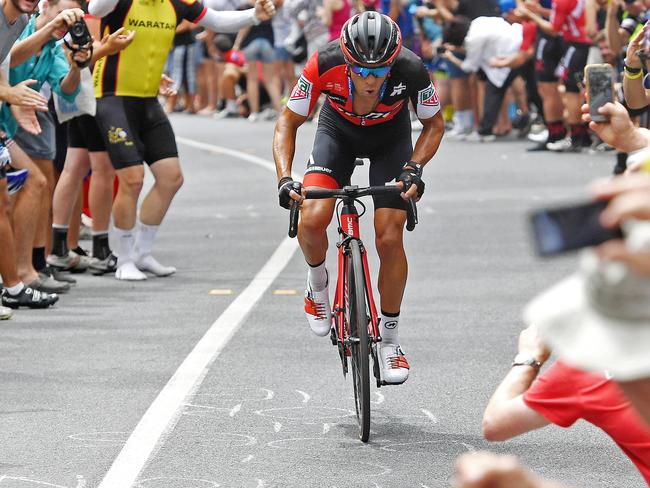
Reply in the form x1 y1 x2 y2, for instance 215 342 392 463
273 12 444 385
88 0 276 281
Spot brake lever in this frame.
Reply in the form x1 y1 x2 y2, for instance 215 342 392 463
288 199 300 238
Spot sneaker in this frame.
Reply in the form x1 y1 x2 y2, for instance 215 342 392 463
1 287 58 309
465 131 496 143
304 280 332 337
89 253 118 276
248 112 260 123
28 272 70 294
213 109 239 120
547 137 582 153
43 265 76 285
444 126 472 140
527 129 548 143
261 108 279 121
0 305 11 320
47 251 89 273
378 343 410 385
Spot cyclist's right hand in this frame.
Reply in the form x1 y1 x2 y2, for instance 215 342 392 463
278 177 303 209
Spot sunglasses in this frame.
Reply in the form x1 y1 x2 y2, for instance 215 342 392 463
349 64 391 78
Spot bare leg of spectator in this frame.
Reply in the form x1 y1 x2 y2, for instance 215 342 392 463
67 187 82 252
262 61 283 115
9 143 46 284
32 158 56 265
246 62 261 120
0 179 21 289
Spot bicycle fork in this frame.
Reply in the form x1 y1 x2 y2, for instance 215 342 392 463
331 204 382 385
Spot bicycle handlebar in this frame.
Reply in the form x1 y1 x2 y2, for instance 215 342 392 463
288 184 418 237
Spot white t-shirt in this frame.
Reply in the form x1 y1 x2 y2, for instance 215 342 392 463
460 17 523 88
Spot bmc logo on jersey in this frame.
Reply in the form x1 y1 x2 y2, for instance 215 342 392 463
290 76 312 101
418 85 439 107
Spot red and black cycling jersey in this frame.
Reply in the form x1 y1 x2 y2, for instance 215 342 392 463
287 40 441 127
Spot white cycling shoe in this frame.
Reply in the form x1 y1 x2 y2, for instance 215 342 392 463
379 343 410 385
304 281 332 337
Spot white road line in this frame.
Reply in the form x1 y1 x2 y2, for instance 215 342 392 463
97 139 300 488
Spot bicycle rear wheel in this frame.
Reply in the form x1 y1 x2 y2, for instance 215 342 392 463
347 239 370 442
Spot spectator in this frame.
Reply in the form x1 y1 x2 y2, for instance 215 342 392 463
165 20 201 113
454 451 571 488
442 8 532 141
3 0 91 293
212 34 246 118
271 0 297 103
0 0 59 310
481 324 650 483
234 2 282 121
321 0 352 41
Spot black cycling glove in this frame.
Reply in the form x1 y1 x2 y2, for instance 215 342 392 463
278 176 303 209
397 163 425 198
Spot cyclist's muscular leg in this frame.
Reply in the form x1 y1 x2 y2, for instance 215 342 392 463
374 208 407 314
297 197 336 266
298 196 336 336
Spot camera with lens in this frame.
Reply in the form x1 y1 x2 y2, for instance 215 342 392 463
68 19 92 47
436 46 447 55
63 18 93 68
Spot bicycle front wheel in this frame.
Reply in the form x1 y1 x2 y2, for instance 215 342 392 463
348 239 370 442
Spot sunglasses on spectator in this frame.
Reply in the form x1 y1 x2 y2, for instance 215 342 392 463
348 64 391 78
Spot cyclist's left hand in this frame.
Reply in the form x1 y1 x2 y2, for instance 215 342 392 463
397 165 425 201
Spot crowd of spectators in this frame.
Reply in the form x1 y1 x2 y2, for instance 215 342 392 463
1 0 650 485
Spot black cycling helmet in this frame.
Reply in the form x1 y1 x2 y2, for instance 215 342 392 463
340 12 402 66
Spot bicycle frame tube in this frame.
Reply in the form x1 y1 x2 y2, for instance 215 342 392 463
333 202 380 344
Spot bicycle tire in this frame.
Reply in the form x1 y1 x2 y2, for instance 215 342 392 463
348 239 371 442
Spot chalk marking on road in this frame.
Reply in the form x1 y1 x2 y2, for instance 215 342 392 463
371 392 384 405
229 403 242 417
322 423 330 434
97 140 300 488
295 390 311 403
241 455 254 463
75 475 86 488
461 442 476 452
262 388 275 400
256 480 267 488
274 422 282 433
421 409 438 424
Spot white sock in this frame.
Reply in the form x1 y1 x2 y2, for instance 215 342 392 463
6 282 25 295
380 312 399 344
115 261 147 281
458 109 473 133
307 261 328 291
113 226 136 266
136 255 176 277
134 222 158 259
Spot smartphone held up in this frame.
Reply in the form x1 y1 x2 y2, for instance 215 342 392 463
584 64 614 123
529 200 623 257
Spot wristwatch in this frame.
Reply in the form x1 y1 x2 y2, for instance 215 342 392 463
512 353 542 372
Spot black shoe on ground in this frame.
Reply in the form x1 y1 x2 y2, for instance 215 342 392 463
1 287 58 309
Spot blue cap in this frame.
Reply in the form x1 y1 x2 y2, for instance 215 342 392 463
499 0 516 13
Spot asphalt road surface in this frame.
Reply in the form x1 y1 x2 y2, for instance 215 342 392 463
1 113 644 488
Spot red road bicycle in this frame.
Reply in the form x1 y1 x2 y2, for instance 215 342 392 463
288 184 417 442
